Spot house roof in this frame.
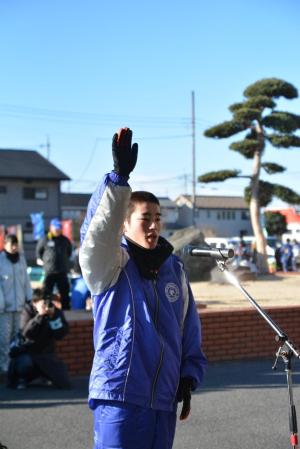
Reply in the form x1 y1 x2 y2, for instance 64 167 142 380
61 192 91 208
0 149 70 180
266 207 300 224
176 194 248 209
158 197 177 208
60 193 177 210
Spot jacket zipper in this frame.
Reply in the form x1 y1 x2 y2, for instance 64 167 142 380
150 279 165 408
13 263 17 310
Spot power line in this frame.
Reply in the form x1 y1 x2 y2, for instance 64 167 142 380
137 134 192 140
0 103 212 129
80 134 193 141
133 175 189 184
70 173 189 188
0 103 189 124
71 138 102 187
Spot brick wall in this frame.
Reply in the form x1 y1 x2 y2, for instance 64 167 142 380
56 306 300 376
200 305 300 362
56 320 94 375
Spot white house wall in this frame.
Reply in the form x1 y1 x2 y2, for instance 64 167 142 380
161 208 178 224
178 206 253 237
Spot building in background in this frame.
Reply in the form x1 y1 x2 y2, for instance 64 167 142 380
157 197 181 238
0 148 256 264
0 149 70 263
265 206 300 242
176 194 253 238
61 193 181 242
61 192 91 242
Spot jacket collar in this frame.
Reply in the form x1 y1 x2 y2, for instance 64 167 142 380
123 236 173 280
4 250 20 264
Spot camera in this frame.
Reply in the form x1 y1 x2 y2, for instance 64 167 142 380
44 295 54 309
45 300 54 309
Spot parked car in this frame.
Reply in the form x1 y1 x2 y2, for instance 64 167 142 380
228 236 277 257
204 237 231 249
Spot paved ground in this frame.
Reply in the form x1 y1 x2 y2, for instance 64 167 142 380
191 271 300 309
1 273 299 448
1 358 300 449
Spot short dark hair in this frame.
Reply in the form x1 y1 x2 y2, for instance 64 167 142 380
5 234 18 245
32 288 44 303
126 191 160 220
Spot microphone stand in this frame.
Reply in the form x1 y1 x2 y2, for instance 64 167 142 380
214 256 300 449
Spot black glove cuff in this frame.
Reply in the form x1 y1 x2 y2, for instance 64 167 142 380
176 377 195 402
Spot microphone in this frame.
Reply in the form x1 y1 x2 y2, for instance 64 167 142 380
185 245 235 260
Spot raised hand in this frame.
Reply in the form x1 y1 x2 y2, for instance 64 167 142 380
112 127 138 177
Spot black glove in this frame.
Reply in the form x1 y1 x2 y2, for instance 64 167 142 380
112 127 138 177
176 377 194 420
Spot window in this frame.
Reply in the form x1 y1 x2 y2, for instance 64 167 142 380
23 187 48 200
226 211 236 220
0 185 7 194
207 210 211 218
241 210 249 220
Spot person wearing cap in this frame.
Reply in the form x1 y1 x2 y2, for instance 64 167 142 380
36 218 72 310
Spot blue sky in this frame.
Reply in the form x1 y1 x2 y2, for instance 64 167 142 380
0 0 299 203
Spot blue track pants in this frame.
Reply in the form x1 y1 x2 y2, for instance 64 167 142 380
93 400 177 449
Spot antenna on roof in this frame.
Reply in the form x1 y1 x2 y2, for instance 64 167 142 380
39 135 51 160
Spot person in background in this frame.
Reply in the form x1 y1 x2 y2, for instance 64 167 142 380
0 234 32 376
36 218 72 310
275 242 283 271
249 240 258 274
280 238 293 272
291 239 300 272
70 243 90 310
80 127 207 449
7 288 71 390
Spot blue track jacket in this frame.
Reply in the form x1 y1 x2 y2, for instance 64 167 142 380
80 172 207 411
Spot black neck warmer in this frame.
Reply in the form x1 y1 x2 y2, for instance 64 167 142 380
5 250 20 264
125 236 174 280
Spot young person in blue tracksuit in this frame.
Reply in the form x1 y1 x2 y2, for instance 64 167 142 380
80 128 207 449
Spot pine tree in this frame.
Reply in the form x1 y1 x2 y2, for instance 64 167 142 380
201 78 300 273
264 211 287 237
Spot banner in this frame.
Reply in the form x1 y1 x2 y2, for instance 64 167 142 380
30 212 45 240
0 225 5 251
62 219 73 241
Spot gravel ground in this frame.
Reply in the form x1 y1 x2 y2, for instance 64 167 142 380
191 272 300 309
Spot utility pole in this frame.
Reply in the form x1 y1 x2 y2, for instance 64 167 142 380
191 91 196 225
46 135 50 160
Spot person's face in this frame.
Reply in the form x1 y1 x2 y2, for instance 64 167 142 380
124 202 162 249
34 299 55 316
50 225 62 237
4 240 18 254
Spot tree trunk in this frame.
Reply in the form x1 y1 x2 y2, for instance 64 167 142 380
250 126 269 274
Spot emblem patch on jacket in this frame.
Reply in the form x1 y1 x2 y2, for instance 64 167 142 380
165 283 180 302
